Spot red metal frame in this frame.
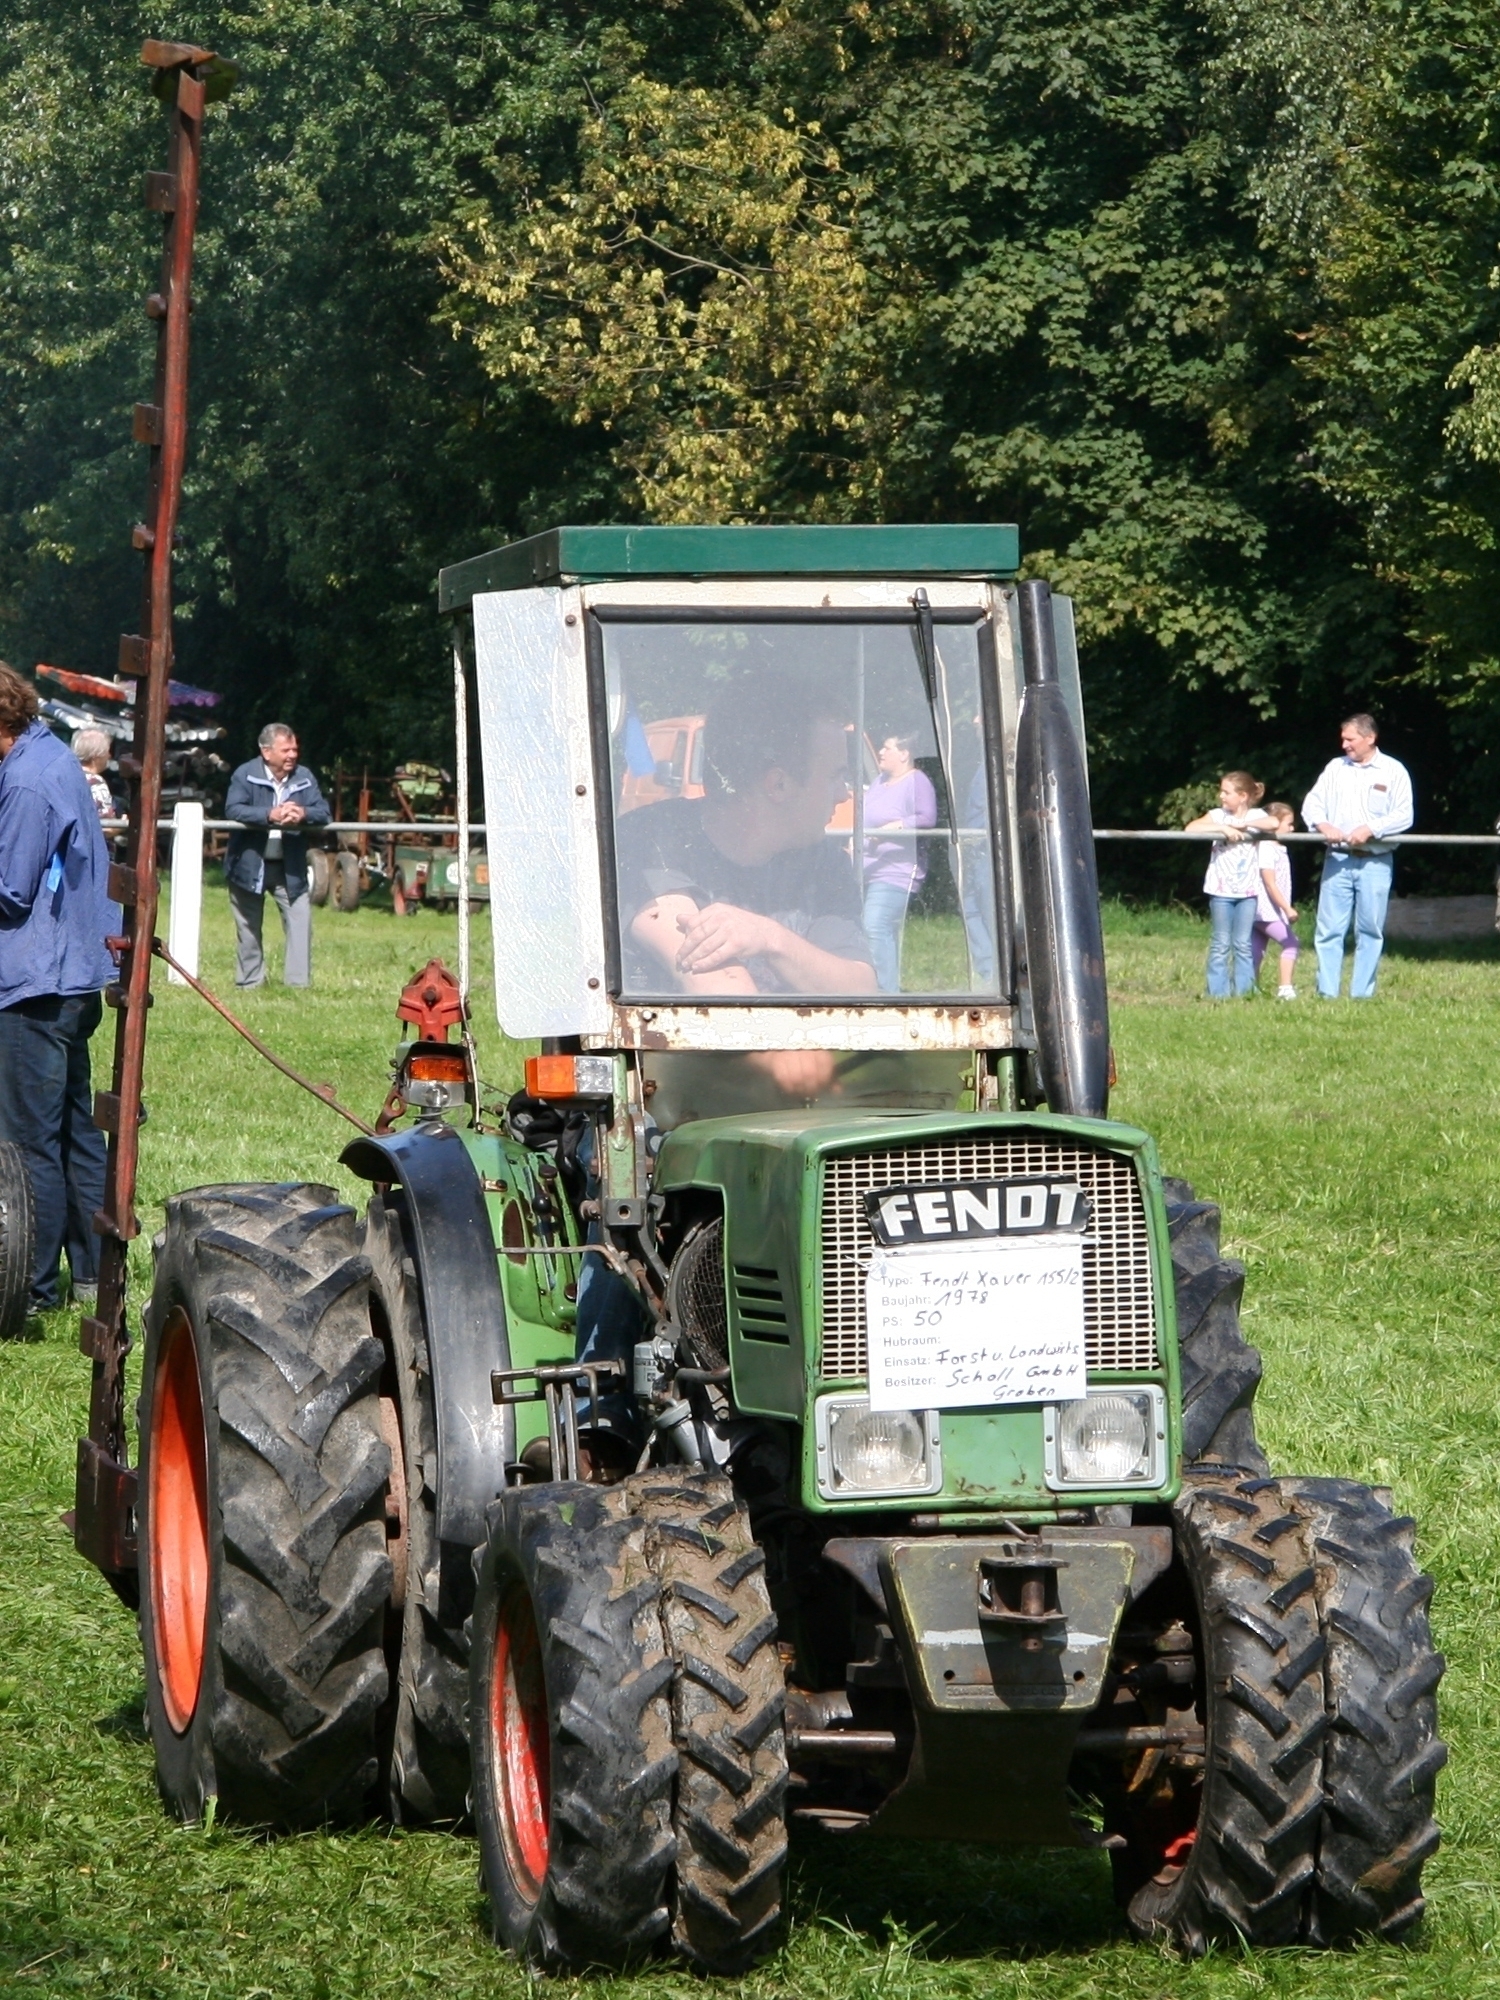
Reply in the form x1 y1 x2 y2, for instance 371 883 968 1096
73 41 234 1598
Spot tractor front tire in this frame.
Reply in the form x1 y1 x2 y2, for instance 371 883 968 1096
138 1183 391 1827
630 1472 788 1971
363 1195 471 1822
471 1484 676 1970
0 1140 35 1338
1164 1178 1269 1474
1124 1465 1327 1952
309 848 331 907
1285 1478 1446 1942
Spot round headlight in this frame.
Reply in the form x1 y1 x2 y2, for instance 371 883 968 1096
829 1406 928 1491
1059 1393 1149 1484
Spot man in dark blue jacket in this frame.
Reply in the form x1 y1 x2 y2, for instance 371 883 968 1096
224 723 330 987
0 664 116 1318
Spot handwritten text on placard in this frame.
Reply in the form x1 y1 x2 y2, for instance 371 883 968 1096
864 1237 1086 1412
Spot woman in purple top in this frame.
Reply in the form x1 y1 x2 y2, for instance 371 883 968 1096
862 732 938 991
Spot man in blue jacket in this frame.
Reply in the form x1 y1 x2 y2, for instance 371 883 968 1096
224 722 330 988
0 664 116 1319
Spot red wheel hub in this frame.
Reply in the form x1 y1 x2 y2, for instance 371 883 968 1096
491 1584 551 1899
148 1309 210 1734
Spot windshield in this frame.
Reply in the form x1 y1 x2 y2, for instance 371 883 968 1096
596 611 1000 1002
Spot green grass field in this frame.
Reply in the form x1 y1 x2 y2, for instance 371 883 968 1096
3 888 1499 1996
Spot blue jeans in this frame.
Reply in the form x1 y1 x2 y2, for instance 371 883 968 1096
1206 896 1257 997
864 880 913 993
961 872 996 987
1314 850 1393 998
0 991 107 1309
572 1123 648 1441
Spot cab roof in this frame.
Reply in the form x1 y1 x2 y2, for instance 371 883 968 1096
437 523 1020 614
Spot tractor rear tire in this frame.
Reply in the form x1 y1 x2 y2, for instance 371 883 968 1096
630 1471 788 1971
1284 1478 1445 1942
1164 1178 1269 1474
0 1140 35 1338
363 1194 471 1823
335 850 362 913
309 848 331 907
471 1484 676 1970
138 1183 391 1828
1124 1465 1327 1952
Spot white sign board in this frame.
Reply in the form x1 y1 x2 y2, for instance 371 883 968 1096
864 1237 1086 1412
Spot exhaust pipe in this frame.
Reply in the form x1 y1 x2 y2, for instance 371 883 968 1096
1014 579 1109 1117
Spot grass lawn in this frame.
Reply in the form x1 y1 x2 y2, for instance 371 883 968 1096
3 887 1499 1996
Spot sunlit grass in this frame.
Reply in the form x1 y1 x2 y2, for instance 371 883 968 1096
0 888 1495 1994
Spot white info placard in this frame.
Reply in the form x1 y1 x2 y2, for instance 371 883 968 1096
864 1237 1086 1412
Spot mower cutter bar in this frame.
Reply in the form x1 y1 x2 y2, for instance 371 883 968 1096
72 42 234 1599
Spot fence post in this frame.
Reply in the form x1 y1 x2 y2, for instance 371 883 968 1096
166 800 204 984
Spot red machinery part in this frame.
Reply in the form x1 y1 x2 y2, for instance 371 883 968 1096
74 42 236 1599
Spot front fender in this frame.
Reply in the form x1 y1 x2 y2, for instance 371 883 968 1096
342 1121 512 1547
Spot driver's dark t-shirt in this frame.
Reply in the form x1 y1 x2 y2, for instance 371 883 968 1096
614 797 873 994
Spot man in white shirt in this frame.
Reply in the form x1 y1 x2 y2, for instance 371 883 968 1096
1302 714 1413 999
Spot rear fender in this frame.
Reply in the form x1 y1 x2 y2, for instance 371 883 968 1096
342 1122 512 1546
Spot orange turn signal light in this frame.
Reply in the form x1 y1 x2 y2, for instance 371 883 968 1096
407 1051 468 1083
526 1054 580 1098
524 1054 614 1100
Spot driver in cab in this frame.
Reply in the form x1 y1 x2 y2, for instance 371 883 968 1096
615 675 878 997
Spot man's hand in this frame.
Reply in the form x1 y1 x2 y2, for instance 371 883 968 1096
745 1050 839 1097
1315 821 1347 842
1345 824 1373 846
268 802 306 826
675 903 780 976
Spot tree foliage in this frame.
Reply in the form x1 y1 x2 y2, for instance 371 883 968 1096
3 0 1500 850
440 78 875 523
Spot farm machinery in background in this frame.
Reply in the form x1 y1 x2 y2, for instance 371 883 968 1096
58 38 1444 1981
35 662 228 832
307 762 490 915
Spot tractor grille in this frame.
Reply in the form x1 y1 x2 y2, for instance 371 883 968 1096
819 1135 1158 1381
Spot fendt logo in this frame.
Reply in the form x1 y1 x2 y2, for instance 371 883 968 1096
863 1180 1092 1248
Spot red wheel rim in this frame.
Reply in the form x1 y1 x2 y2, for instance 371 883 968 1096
148 1309 210 1734
490 1583 550 1900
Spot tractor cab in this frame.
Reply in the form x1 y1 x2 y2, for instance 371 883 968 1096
445 523 1085 1079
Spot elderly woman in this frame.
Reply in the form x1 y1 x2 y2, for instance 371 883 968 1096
862 731 938 992
70 728 115 820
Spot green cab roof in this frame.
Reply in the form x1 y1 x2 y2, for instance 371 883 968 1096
438 523 1020 612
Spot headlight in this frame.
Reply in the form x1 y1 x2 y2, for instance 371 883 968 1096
814 1394 942 1500
1044 1387 1166 1490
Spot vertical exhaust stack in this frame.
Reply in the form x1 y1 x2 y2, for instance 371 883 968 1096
1014 579 1110 1117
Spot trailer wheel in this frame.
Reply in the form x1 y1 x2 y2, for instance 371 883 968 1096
0 1140 35 1339
630 1471 788 1971
309 849 331 907
1163 1178 1268 1474
471 1484 676 1970
335 850 362 913
1121 1465 1327 1952
138 1183 391 1827
363 1195 471 1822
1285 1478 1445 1941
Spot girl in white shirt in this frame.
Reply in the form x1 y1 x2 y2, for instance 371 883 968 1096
1185 772 1275 997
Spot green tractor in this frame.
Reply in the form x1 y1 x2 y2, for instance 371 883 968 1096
130 524 1443 1969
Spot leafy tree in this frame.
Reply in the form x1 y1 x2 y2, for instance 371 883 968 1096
4 0 1499 875
440 77 874 523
